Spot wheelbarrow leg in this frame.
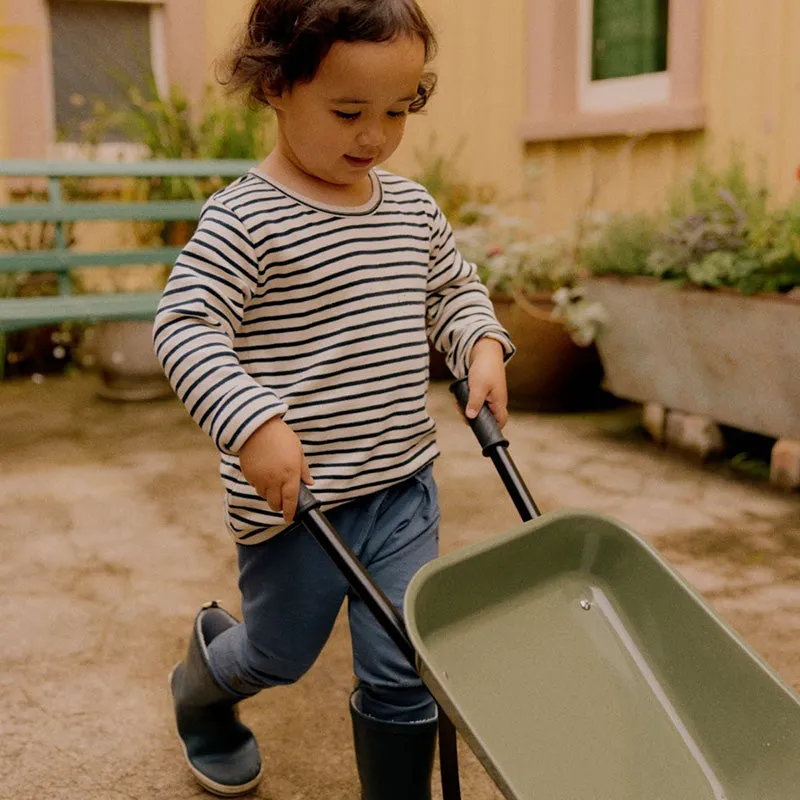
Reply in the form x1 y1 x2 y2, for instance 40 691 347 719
296 490 463 800
438 712 462 798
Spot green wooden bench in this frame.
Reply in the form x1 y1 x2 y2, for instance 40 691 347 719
0 159 255 334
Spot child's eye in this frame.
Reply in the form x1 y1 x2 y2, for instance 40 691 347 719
334 111 360 121
387 110 408 119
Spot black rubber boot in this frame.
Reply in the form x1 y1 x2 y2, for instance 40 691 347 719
350 691 438 800
170 601 262 797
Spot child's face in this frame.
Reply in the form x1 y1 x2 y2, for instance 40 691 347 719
269 35 426 187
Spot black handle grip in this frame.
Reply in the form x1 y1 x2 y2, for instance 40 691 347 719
449 378 541 521
297 483 321 517
449 378 508 455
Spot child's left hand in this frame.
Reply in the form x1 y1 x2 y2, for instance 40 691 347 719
464 337 509 428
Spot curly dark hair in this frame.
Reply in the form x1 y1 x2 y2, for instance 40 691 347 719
221 0 438 112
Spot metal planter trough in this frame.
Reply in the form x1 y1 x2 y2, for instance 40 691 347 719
581 277 800 441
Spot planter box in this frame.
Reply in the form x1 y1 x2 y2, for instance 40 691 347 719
582 277 800 440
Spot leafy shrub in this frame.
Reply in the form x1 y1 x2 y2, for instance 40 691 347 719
578 159 800 295
455 211 575 295
66 81 273 207
578 213 659 277
413 139 578 294
411 135 495 226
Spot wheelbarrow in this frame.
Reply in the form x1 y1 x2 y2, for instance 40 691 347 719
295 379 800 799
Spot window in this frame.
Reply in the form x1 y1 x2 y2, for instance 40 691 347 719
48 0 167 149
523 0 703 141
578 0 670 113
591 0 668 81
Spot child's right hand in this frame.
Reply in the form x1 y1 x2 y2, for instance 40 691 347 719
238 417 314 524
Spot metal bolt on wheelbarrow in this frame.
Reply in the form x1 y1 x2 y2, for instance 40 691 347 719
296 379 800 800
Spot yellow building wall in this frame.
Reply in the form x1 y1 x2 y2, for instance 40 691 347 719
704 0 800 203
204 0 252 84
199 0 530 202
0 0 10 162
387 0 528 204
526 0 800 233
94 0 800 237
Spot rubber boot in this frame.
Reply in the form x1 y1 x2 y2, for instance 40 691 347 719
170 601 262 797
350 691 438 800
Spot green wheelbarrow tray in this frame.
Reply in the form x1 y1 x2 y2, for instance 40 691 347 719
296 380 800 800
404 507 800 800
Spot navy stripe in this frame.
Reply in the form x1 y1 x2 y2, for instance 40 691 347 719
245 325 424 366
287 373 427 413
248 269 426 310
240 286 425 327
257 218 430 257
290 391 428 430
242 296 425 339
241 342 429 383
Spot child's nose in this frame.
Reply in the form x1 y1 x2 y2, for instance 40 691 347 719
356 122 386 149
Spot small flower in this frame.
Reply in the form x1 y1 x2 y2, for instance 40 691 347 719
796 164 800 182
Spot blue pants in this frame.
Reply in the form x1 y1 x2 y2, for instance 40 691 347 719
207 465 440 723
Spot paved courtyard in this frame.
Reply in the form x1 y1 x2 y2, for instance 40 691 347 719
1 372 798 799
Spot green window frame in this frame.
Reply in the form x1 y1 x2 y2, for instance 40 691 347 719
591 0 669 82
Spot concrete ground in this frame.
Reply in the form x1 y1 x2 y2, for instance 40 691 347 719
1 372 798 800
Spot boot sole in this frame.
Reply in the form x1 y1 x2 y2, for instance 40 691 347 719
169 665 263 797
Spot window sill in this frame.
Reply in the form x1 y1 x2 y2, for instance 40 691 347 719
520 102 706 143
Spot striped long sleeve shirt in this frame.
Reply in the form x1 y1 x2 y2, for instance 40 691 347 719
153 168 513 543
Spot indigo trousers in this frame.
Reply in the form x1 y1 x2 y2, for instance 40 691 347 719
207 464 440 723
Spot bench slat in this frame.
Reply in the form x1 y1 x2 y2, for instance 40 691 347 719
0 159 255 178
0 292 162 333
0 200 204 224
0 246 182 273
0 160 251 334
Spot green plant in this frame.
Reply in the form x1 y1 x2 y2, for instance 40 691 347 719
412 139 578 296
728 451 771 481
551 286 608 347
411 135 495 226
73 80 273 161
72 80 273 205
58 80 275 294
578 158 800 295
455 210 576 295
577 212 660 277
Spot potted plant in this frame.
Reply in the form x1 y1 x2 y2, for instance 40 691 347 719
571 159 800 442
453 208 605 411
412 142 604 410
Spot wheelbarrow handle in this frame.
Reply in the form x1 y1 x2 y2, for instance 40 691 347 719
295 483 463 800
449 378 509 455
449 378 542 521
296 484 416 665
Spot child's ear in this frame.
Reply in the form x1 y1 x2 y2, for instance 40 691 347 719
262 79 285 110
